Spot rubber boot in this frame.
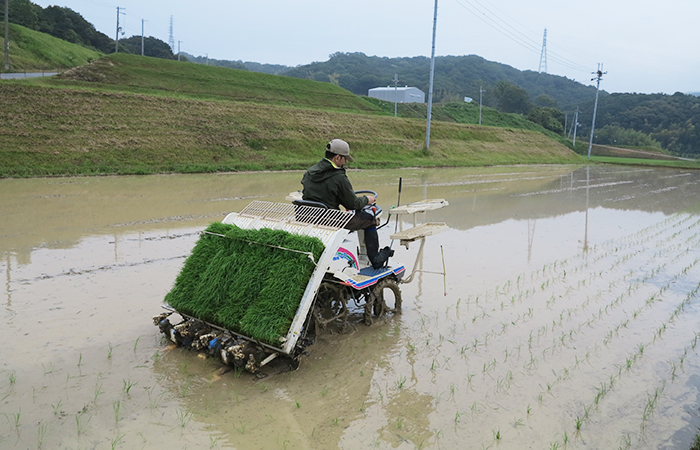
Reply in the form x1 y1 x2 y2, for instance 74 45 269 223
364 227 394 269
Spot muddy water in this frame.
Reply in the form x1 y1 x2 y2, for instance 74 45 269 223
1 166 700 450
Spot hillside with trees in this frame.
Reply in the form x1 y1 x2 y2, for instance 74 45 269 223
117 36 175 59
283 52 598 110
182 53 292 75
0 53 585 177
284 52 699 156
2 2 698 157
1 0 176 59
0 0 112 53
578 92 700 156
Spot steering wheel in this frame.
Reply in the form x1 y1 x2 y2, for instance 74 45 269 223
355 190 381 216
354 190 377 201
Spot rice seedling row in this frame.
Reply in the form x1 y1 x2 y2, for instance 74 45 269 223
423 228 700 384
391 212 700 449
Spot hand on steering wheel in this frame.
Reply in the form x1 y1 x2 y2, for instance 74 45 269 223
354 190 377 205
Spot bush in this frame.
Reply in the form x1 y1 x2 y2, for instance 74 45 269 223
595 125 662 149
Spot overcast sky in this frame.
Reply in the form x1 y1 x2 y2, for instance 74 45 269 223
32 0 700 95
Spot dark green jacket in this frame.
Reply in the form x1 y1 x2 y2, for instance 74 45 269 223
301 159 368 211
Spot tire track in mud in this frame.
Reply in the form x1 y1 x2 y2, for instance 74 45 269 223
8 231 200 284
11 255 188 284
401 212 700 448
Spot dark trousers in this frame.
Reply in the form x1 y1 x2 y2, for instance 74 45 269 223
345 210 391 269
345 209 377 231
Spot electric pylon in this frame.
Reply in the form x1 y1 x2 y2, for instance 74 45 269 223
538 28 547 73
168 16 175 53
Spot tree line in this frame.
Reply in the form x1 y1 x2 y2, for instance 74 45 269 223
1 0 175 58
583 93 700 156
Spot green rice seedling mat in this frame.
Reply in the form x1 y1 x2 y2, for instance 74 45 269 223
165 222 325 346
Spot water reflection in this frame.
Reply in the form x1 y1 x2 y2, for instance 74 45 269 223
584 165 590 252
151 319 405 450
414 166 700 232
3 166 700 260
4 253 12 319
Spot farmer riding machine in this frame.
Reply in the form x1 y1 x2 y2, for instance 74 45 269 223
153 190 448 373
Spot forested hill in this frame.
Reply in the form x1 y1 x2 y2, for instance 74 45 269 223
283 52 598 110
284 52 700 157
591 92 700 156
0 0 112 53
180 52 291 75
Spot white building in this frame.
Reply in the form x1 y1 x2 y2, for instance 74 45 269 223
368 86 425 103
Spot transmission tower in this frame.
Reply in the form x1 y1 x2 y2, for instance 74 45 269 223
538 28 547 73
168 16 175 53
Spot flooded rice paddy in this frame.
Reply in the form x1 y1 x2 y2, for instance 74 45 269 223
1 165 700 450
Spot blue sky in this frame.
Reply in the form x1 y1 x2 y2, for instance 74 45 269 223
32 0 700 95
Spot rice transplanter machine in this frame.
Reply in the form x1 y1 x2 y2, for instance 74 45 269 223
153 194 448 373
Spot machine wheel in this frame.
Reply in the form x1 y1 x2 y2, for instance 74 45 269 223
363 293 375 326
371 278 402 319
311 282 349 333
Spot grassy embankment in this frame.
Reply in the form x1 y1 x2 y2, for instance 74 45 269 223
2 23 101 72
2 23 697 177
364 97 573 148
0 52 584 177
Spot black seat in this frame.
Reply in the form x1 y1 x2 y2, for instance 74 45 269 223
292 199 328 225
292 199 328 210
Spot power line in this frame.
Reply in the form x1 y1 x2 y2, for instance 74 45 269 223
453 0 540 54
451 0 591 73
461 0 590 72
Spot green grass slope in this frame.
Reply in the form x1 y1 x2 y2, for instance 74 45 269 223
365 97 571 145
3 23 102 72
1 52 584 177
0 80 582 177
40 53 381 112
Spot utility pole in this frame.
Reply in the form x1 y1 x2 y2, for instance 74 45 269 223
115 7 125 53
479 86 485 125
177 40 182 61
393 73 399 117
572 107 579 146
425 0 438 151
141 19 147 56
568 107 577 138
4 0 9 71
538 28 547 73
587 64 606 159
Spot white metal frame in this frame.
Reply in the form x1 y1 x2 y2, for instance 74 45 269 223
221 201 351 355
